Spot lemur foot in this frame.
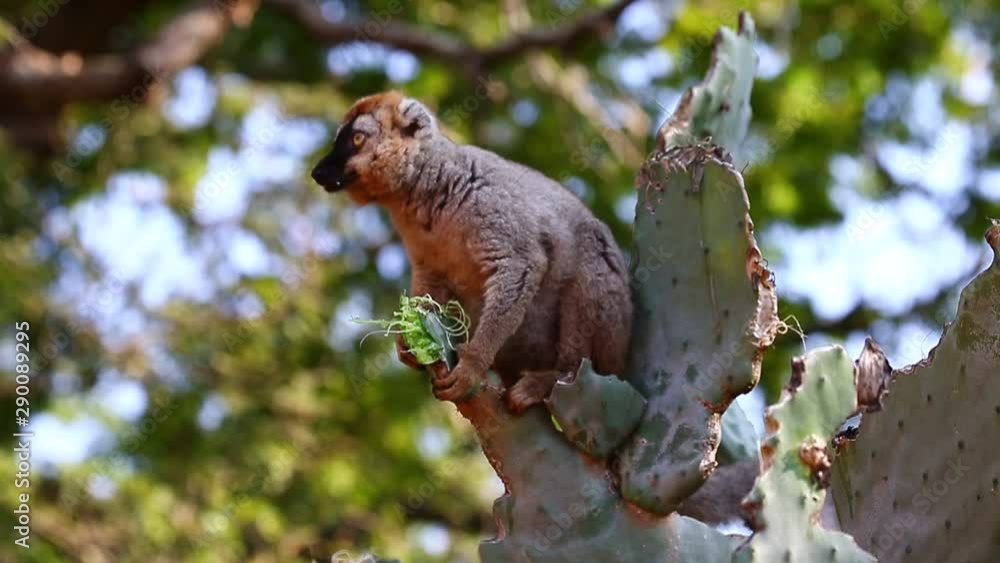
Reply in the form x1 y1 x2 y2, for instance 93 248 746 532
505 370 564 414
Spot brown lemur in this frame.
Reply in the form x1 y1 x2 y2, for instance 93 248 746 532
312 91 632 413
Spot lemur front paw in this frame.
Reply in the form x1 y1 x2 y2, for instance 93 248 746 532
432 361 479 402
395 333 423 370
431 343 487 402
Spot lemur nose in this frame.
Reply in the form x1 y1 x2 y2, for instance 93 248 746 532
311 164 329 185
312 162 348 193
311 164 335 189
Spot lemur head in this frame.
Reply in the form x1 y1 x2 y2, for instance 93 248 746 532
311 91 439 204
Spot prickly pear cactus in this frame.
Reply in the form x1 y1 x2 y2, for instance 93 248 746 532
830 222 1000 563
451 374 736 563
735 346 876 563
615 13 778 514
616 142 778 514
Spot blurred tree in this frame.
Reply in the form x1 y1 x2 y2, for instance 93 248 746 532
0 0 997 561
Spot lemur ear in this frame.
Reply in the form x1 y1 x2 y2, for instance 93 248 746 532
398 98 437 138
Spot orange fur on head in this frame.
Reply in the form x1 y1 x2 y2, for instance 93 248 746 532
312 91 434 205
342 91 404 124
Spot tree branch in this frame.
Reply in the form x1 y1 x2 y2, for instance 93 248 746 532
264 0 637 72
0 0 250 105
263 0 468 61
482 0 635 63
501 0 645 169
0 0 636 151
0 0 637 104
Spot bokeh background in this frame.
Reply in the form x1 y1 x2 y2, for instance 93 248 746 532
1 0 998 561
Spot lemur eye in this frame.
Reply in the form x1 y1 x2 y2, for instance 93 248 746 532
352 132 366 147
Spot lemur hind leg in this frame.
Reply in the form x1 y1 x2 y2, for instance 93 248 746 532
505 369 566 413
504 278 593 414
504 239 632 414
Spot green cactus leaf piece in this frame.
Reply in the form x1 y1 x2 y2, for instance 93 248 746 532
657 12 757 152
617 141 779 514
544 360 647 458
718 401 760 466
830 221 1000 563
735 346 876 563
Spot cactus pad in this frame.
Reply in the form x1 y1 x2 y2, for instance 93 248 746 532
734 346 876 563
545 360 647 458
614 12 774 515
718 401 760 466
616 142 778 514
657 12 757 151
830 222 1000 563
